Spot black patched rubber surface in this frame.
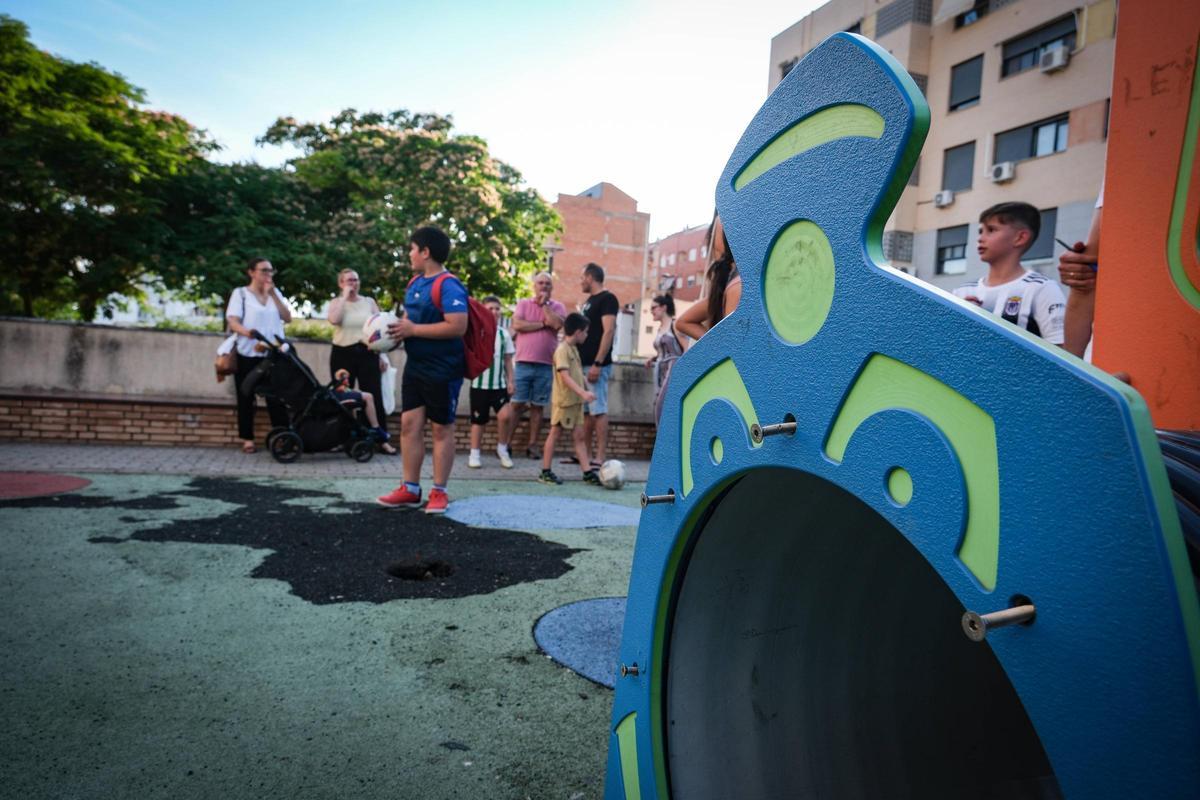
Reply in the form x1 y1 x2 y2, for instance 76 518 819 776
1 477 582 604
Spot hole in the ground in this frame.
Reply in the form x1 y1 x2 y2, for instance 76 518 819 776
386 560 455 581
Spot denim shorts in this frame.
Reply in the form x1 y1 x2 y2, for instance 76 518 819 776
513 362 553 407
586 363 613 416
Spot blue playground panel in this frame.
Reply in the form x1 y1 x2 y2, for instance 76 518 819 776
604 33 1200 800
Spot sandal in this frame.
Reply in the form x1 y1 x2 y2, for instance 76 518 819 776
380 442 399 456
241 441 257 454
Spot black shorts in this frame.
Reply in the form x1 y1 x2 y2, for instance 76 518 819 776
401 370 463 425
470 388 510 425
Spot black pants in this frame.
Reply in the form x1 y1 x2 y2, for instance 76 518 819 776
233 355 289 441
330 343 387 432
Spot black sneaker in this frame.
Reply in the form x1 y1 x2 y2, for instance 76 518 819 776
538 469 563 485
582 469 602 486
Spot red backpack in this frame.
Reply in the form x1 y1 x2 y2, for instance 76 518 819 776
407 272 496 380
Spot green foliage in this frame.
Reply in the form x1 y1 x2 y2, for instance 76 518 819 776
0 15 213 320
283 319 334 342
1 17 560 320
152 318 224 334
259 109 562 306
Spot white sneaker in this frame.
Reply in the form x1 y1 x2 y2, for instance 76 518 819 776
468 451 482 469
497 446 514 469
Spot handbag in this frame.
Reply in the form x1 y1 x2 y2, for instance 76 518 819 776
215 289 245 382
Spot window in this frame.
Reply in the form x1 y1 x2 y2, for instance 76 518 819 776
936 225 970 275
658 254 665 268
668 253 676 266
949 55 983 111
645 326 654 335
995 115 1068 162
955 1 988 28
942 141 976 192
779 57 798 81
675 277 683 289
701 245 708 258
845 21 861 35
687 275 696 287
1023 208 1058 261
688 248 697 262
1002 15 1076 77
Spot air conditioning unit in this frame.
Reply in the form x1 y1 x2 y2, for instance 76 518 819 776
933 190 955 208
990 161 1016 183
1040 47 1070 73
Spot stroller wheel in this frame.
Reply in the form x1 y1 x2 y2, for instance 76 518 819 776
350 440 374 463
266 426 289 449
270 431 303 463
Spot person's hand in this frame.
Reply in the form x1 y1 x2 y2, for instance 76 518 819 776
1058 242 1098 293
961 295 983 307
378 357 388 373
583 391 596 403
587 364 601 382
387 317 416 340
644 357 655 369
506 384 515 397
342 283 354 299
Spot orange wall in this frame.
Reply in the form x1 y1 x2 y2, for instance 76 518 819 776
1094 0 1200 428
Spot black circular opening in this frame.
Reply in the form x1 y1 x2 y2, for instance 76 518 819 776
385 560 455 581
665 467 1059 799
1009 593 1036 625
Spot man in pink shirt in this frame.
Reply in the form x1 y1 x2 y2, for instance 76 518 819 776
509 272 566 458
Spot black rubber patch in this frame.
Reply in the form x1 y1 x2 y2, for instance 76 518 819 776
3 477 582 604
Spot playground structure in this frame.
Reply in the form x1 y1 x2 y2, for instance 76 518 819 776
604 4 1200 798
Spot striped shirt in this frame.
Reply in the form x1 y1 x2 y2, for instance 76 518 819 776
471 325 514 390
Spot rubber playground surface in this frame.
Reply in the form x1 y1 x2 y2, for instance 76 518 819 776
0 446 646 800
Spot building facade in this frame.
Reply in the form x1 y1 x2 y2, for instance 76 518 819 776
769 0 1114 291
551 182 651 313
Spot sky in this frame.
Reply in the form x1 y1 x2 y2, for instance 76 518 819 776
4 0 824 239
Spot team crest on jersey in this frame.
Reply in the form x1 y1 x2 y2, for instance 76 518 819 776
1004 296 1021 316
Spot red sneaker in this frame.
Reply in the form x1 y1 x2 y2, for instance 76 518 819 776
376 485 422 509
424 488 449 515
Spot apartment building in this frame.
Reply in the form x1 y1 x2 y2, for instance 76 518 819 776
769 0 1114 291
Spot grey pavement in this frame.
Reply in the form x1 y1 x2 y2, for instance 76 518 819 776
0 442 650 483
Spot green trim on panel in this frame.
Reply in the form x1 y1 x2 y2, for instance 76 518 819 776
615 712 642 800
650 474 742 800
764 220 836 345
680 359 761 497
732 104 885 191
856 39 930 266
824 354 1000 590
1123 388 1200 701
1166 40 1200 310
887 466 913 506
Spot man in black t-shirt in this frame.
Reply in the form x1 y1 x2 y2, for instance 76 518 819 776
578 263 619 466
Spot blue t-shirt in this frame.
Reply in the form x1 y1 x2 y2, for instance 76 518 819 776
404 271 467 381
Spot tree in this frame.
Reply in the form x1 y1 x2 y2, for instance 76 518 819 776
0 15 211 319
258 109 561 306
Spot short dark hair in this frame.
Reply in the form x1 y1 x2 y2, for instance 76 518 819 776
411 226 452 264
563 312 589 335
482 295 501 305
246 256 270 274
583 263 605 283
979 202 1041 252
653 294 675 316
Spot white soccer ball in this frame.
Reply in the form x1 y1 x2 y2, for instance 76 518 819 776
363 312 402 352
598 459 626 490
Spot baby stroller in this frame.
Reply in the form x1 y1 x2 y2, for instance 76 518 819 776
241 332 384 463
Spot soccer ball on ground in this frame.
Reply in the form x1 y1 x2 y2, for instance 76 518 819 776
598 459 626 490
363 312 402 353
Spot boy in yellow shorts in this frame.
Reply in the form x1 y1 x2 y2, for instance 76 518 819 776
539 313 599 485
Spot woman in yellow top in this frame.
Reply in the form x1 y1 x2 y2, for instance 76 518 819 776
327 268 397 454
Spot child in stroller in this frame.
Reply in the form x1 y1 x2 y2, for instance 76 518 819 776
241 331 389 463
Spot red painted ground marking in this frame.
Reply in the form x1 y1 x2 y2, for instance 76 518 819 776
0 472 92 499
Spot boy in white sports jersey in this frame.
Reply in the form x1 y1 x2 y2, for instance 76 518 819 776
467 296 515 469
953 202 1066 346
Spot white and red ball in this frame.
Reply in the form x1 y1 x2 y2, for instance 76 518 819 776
363 312 402 353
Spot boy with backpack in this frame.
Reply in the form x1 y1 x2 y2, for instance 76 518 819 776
378 226 486 514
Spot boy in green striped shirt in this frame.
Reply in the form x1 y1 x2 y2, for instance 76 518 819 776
468 296 516 469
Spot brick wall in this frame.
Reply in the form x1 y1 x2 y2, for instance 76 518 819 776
0 394 658 459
